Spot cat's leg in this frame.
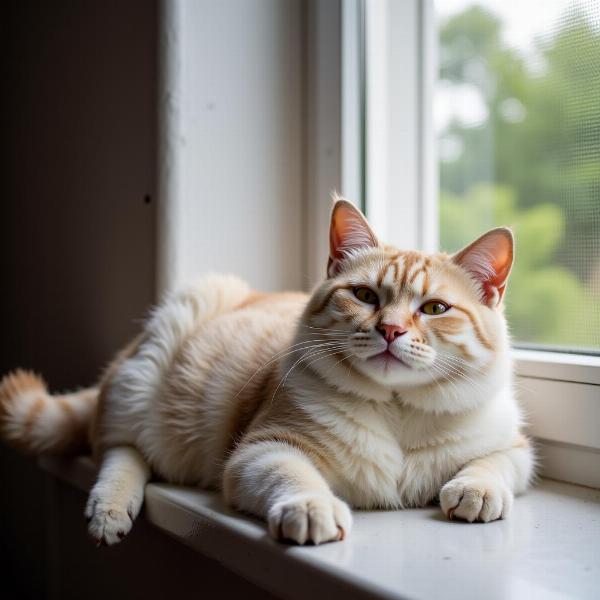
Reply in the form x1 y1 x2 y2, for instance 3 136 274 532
223 441 352 545
85 446 150 545
439 435 534 523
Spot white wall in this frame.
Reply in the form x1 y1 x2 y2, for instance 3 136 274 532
159 0 305 293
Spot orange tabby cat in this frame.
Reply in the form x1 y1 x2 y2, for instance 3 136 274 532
0 199 534 545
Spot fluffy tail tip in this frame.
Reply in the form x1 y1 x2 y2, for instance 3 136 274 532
0 369 48 452
0 369 47 401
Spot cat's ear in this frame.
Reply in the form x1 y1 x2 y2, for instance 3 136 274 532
452 227 514 308
328 199 379 277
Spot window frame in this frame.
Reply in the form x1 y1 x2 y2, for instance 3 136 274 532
306 0 600 489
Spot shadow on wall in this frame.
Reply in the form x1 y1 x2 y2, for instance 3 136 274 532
0 1 156 597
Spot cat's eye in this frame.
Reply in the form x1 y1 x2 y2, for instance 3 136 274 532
420 301 450 315
353 287 379 305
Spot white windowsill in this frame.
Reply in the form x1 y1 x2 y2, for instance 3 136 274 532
40 456 600 600
514 348 600 386
511 348 600 489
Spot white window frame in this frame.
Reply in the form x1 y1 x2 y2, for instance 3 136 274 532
158 0 305 294
306 0 600 489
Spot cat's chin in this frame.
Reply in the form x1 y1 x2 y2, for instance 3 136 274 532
353 355 434 388
366 350 411 369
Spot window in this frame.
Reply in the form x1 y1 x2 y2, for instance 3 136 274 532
435 0 600 354
312 0 600 488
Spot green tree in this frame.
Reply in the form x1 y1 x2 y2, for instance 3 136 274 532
438 5 600 350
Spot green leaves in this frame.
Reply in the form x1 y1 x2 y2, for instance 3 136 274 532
438 5 600 350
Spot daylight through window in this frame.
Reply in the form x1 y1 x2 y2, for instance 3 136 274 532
435 0 600 353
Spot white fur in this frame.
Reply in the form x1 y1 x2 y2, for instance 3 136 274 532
99 274 252 482
225 441 352 544
85 446 150 545
87 259 533 545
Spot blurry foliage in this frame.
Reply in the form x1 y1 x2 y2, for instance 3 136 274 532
438 4 600 349
441 185 600 344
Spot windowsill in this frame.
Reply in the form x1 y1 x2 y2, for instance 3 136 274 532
510 348 600 489
514 348 600 386
40 456 600 600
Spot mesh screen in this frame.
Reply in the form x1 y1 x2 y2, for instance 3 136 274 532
435 0 600 352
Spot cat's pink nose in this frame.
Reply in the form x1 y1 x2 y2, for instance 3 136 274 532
377 324 407 343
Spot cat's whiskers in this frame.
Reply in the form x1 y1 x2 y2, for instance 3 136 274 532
270 343 348 404
437 350 488 371
320 350 355 379
432 353 488 388
435 354 489 390
301 325 350 336
303 348 352 374
302 331 348 339
430 355 487 398
422 364 449 398
437 352 486 373
425 363 462 400
350 344 383 359
233 340 345 401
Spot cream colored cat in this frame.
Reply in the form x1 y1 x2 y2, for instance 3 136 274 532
0 199 534 545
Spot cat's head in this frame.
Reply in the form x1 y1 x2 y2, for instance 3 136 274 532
301 199 513 406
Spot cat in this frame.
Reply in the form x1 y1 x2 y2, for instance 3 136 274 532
0 198 534 546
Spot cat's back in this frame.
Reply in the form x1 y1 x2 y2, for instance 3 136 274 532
188 290 309 372
143 287 309 484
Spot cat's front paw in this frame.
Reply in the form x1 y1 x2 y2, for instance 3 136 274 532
84 485 142 546
268 493 352 545
440 478 513 523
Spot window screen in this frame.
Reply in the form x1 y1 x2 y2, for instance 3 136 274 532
435 0 600 352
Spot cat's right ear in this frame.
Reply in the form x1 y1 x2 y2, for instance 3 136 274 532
452 227 514 307
328 199 379 278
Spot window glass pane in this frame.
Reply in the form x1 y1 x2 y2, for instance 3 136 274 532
435 0 600 352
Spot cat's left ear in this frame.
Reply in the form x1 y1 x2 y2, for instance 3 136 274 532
452 227 514 308
328 199 379 277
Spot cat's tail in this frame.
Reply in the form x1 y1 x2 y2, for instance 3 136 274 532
0 370 97 454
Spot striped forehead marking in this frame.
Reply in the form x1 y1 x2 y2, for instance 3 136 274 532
365 252 433 304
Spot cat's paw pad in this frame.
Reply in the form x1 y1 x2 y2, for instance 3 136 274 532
85 490 138 546
267 494 352 545
440 478 513 523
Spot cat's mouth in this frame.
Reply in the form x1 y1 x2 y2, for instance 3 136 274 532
367 349 411 369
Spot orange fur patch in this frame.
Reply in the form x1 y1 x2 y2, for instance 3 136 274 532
452 305 493 351
0 370 46 406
